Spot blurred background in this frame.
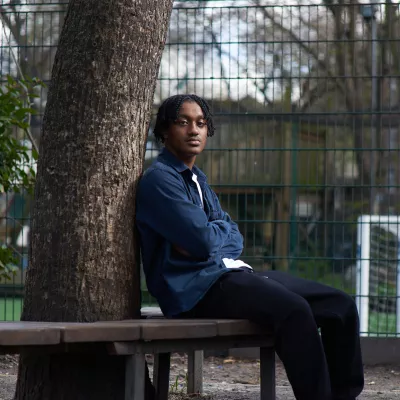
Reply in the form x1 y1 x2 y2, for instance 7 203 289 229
1 0 400 337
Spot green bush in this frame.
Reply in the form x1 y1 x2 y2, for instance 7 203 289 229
0 75 44 280
0 246 18 280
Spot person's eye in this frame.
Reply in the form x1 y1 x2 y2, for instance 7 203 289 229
177 120 188 126
197 121 206 128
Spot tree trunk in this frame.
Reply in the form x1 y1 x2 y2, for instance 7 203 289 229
15 0 173 399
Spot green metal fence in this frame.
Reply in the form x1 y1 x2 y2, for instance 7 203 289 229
1 0 400 337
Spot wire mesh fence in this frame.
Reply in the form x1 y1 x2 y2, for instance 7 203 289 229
1 0 400 337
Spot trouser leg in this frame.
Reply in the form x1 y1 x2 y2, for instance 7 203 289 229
180 270 331 400
259 271 364 400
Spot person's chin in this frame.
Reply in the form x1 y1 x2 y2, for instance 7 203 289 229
184 144 203 155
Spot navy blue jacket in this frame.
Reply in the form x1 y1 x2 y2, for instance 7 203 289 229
136 148 244 317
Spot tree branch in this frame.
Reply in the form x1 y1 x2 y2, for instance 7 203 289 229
1 5 27 47
254 78 274 105
0 11 39 154
300 79 336 112
253 0 346 96
207 25 231 97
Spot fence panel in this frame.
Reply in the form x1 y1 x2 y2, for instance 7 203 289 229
1 0 399 337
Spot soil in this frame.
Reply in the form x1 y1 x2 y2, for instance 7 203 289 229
1 354 399 399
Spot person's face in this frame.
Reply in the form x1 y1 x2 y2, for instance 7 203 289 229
163 101 208 165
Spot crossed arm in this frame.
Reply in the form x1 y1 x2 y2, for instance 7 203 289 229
137 169 243 260
175 211 243 258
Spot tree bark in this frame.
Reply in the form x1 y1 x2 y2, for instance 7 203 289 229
15 0 173 399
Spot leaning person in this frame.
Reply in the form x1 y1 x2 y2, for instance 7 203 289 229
136 94 364 400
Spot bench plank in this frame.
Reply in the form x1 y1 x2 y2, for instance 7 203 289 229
141 307 164 319
139 320 218 340
214 320 266 336
0 318 276 399
0 322 61 346
60 322 141 343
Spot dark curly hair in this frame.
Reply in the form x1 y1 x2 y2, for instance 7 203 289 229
153 94 215 143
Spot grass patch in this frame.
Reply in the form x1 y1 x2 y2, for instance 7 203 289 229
0 298 158 321
0 297 23 321
369 311 397 336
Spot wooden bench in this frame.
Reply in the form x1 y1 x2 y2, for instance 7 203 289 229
0 316 275 400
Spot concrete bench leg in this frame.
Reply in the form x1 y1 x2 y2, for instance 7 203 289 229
187 350 203 394
125 353 145 400
260 347 276 400
153 352 171 400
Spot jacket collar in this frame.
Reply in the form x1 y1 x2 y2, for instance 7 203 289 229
157 147 207 182
157 147 188 173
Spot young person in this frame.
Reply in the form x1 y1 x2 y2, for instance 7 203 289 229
136 94 364 400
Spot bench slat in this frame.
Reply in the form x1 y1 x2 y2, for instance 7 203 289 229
140 307 164 318
0 319 270 345
214 320 265 336
139 320 218 340
60 322 141 343
0 319 276 400
0 322 61 346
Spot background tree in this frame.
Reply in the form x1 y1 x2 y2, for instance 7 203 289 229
0 1 67 142
0 75 42 280
248 0 400 213
160 1 400 272
165 0 400 213
0 1 65 77
14 0 173 399
0 1 66 256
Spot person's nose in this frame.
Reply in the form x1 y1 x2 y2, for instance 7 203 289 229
188 122 200 136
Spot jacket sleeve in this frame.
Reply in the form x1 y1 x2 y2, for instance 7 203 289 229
219 211 244 259
136 168 232 259
209 189 244 259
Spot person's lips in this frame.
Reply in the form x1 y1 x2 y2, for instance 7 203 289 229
187 138 201 145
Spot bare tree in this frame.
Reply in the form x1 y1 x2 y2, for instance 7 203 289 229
0 1 66 79
14 0 173 399
251 0 400 208
168 1 400 205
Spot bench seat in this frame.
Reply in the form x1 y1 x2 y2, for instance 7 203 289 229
0 317 275 400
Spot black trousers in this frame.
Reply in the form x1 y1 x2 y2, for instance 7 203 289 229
178 269 364 400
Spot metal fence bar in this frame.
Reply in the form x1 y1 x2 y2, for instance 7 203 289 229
1 1 399 337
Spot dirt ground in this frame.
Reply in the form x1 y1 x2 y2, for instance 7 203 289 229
1 354 400 399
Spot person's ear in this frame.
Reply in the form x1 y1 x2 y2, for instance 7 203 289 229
163 131 168 141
